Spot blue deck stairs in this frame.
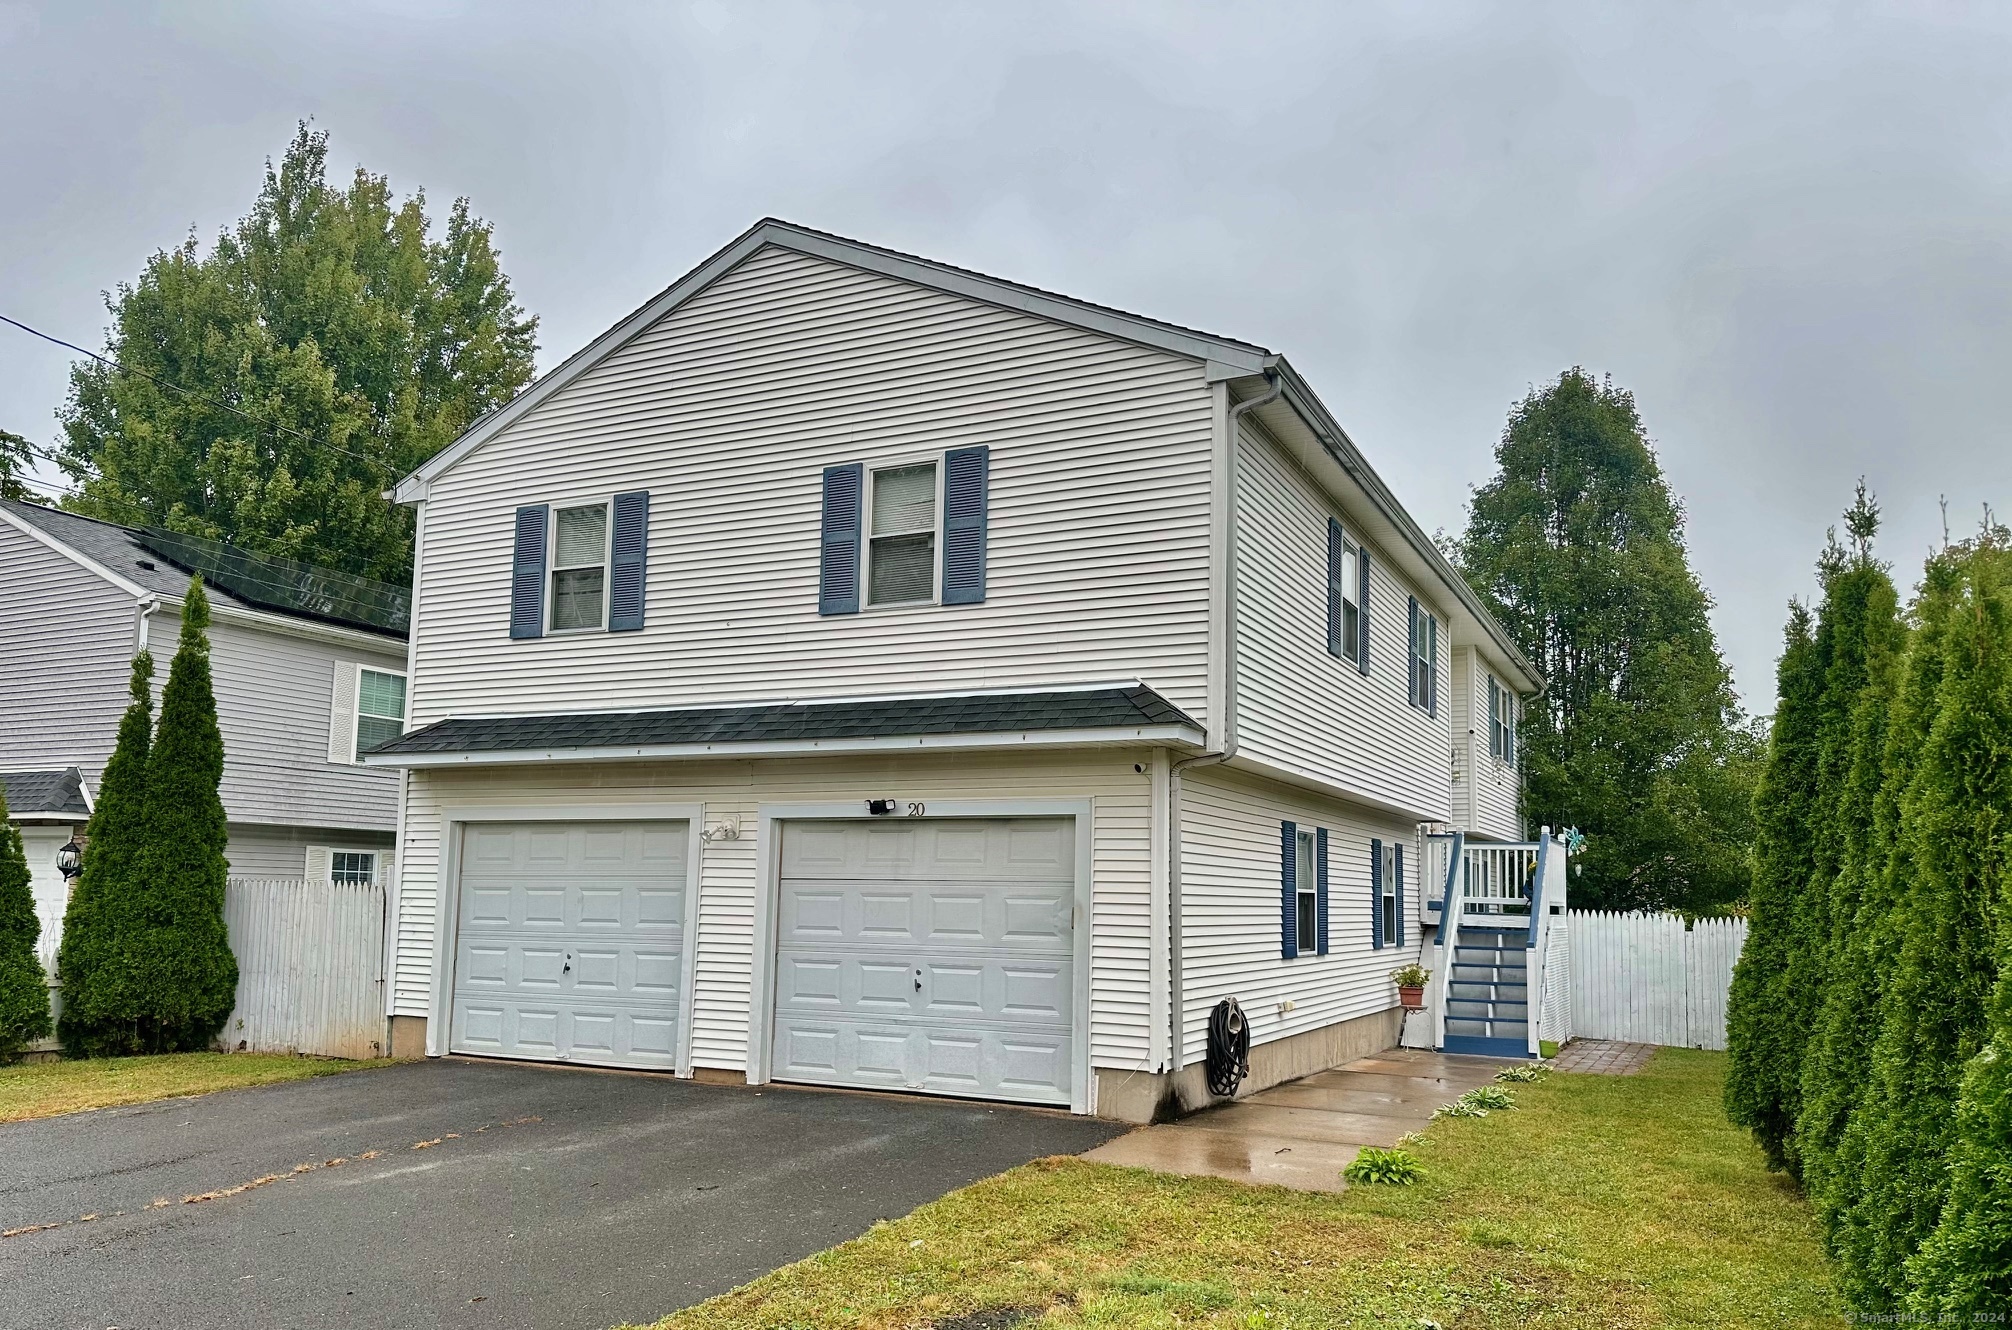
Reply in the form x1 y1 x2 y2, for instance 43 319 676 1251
1439 919 1536 1058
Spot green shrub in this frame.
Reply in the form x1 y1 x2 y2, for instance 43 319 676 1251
1496 1062 1549 1083
55 651 153 1056
1435 1085 1518 1119
1343 1147 1422 1186
0 784 51 1061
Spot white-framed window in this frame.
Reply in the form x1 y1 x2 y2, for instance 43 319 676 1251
866 460 939 607
306 845 379 884
550 501 610 631
356 668 407 759
1380 841 1399 945
1295 828 1318 955
1489 675 1516 765
1339 537 1361 664
1409 603 1438 712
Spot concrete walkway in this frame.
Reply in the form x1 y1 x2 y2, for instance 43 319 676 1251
1083 1048 1517 1192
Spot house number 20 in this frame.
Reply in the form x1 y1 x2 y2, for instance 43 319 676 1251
907 802 926 817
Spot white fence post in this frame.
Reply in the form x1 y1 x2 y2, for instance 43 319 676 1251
1567 910 1748 1050
217 877 387 1060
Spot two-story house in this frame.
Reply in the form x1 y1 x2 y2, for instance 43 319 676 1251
0 500 410 951
362 220 1537 1120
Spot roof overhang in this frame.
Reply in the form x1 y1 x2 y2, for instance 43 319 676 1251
391 218 1274 504
360 684 1207 769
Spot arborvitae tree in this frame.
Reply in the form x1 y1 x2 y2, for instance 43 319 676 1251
1454 368 1752 913
1807 552 1963 1257
56 650 154 1055
1725 601 1825 1171
0 782 52 1061
1904 911 2012 1316
1843 537 2012 1310
125 579 238 1052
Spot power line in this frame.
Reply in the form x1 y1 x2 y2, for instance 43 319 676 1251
0 311 385 471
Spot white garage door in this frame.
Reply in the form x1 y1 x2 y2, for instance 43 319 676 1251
772 817 1077 1106
450 820 688 1070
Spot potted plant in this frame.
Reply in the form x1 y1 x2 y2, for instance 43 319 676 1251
1390 963 1431 1009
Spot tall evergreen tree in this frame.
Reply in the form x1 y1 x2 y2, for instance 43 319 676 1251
1843 535 2012 1310
125 579 238 1052
1725 600 1824 1170
0 782 52 1061
1904 909 2012 1316
56 650 154 1055
1454 368 1751 913
57 124 537 583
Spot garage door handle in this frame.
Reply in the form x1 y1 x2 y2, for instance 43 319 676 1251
913 968 921 993
563 954 572 975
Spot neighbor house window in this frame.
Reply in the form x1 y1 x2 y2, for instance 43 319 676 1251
1295 828 1318 955
355 668 406 759
1380 841 1399 945
330 851 377 885
867 462 938 606
550 503 609 631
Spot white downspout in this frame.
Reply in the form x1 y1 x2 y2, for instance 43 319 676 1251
1167 368 1282 1080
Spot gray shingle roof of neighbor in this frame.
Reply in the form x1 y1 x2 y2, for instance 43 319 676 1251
0 767 90 818
0 499 408 639
366 685 1201 759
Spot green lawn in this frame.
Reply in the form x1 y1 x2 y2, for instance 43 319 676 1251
638 1049 1841 1329
0 1052 383 1124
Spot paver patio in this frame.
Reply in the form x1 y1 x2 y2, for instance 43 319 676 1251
1549 1038 1658 1075
1082 1048 1516 1191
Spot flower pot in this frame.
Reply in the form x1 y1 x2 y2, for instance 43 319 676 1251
1398 984 1426 1010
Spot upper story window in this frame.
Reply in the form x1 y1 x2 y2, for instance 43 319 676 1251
1326 518 1371 672
1489 674 1517 766
510 492 650 640
356 669 407 759
819 447 990 616
1407 597 1438 716
868 462 938 606
551 503 609 631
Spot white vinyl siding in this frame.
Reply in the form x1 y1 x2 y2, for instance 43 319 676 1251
0 521 136 785
405 246 1215 733
1178 765 1426 1063
394 748 1156 1074
1465 650 1523 841
223 825 397 879
1230 422 1453 820
207 619 404 831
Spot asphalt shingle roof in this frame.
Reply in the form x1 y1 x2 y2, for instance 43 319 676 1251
367 685 1200 758
1 767 89 818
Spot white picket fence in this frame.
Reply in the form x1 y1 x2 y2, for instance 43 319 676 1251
1568 910 1748 1050
37 877 388 1060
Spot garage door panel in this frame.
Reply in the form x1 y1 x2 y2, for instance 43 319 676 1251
450 820 688 1070
773 818 1075 1107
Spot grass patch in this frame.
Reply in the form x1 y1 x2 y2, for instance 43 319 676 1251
0 1052 383 1123
635 1049 1841 1329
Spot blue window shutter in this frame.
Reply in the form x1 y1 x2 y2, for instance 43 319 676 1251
1326 518 1344 656
1280 821 1298 960
818 463 863 615
1315 828 1330 956
1394 844 1406 946
510 505 548 639
1427 614 1439 719
1371 838 1385 950
942 445 989 605
608 490 649 632
1357 547 1372 674
1407 596 1420 706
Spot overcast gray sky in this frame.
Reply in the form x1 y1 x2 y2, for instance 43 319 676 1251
6 1 2009 710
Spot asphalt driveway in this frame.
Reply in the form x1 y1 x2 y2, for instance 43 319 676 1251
0 1058 1127 1330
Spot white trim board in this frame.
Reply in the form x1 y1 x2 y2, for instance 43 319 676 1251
744 798 1097 1116
424 802 706 1078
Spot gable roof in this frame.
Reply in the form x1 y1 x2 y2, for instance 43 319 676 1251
0 767 91 819
0 499 408 641
387 218 1540 691
360 684 1204 767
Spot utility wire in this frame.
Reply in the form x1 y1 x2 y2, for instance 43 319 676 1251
0 311 384 471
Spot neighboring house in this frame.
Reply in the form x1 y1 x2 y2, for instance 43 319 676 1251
0 499 411 953
362 219 1539 1120
0 767 91 962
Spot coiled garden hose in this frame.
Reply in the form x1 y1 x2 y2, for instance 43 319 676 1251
1205 997 1249 1098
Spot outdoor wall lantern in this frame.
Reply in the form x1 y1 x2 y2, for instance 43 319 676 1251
56 838 83 880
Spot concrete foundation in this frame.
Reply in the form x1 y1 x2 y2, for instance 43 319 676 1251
1092 1005 1404 1123
388 1015 429 1059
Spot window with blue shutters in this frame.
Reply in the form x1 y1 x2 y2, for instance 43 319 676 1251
609 490 649 632
510 505 548 639
509 495 651 638
1393 843 1406 946
1327 519 1360 665
942 446 989 604
1370 838 1385 950
1378 840 1400 946
1315 828 1330 955
818 463 864 615
1407 596 1438 714
1280 821 1299 959
818 449 990 614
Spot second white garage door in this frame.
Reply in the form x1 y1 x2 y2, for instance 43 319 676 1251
771 817 1077 1106
450 820 689 1070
